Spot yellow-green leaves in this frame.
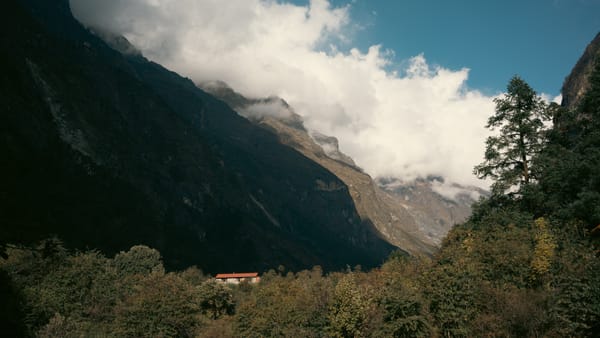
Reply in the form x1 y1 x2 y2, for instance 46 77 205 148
530 218 556 284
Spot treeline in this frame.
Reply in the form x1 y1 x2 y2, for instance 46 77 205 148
1 243 231 337
1 223 598 338
0 240 430 337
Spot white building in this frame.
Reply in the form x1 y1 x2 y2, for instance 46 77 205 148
215 272 260 284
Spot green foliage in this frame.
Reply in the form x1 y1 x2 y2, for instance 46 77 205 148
113 273 203 338
328 273 371 338
373 256 430 337
378 295 428 338
474 75 550 195
179 265 207 285
439 208 536 289
550 274 600 337
112 245 165 276
2 222 599 338
36 313 101 338
547 227 600 337
423 263 479 338
47 254 116 331
427 212 553 336
234 267 331 337
0 239 74 330
529 218 556 285
198 280 235 319
471 284 549 337
0 241 213 337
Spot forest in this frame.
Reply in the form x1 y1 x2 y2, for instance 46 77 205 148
2 34 600 338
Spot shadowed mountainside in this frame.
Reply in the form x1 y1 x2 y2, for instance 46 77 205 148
0 0 396 272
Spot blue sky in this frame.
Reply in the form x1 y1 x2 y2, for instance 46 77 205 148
301 0 600 96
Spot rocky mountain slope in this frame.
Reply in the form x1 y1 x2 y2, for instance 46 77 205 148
376 177 484 245
202 82 482 252
561 32 600 110
1 0 396 272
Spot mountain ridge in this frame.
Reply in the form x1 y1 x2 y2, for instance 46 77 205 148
201 81 482 253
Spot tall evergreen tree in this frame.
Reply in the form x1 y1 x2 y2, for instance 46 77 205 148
474 76 550 195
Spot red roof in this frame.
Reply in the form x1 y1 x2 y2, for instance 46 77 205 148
215 272 259 279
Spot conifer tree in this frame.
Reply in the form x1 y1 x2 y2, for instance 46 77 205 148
474 76 550 195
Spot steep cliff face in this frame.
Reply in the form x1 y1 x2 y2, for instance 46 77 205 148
1 0 395 272
562 33 600 110
203 82 483 254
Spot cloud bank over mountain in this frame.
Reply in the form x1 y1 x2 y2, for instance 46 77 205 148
70 0 498 188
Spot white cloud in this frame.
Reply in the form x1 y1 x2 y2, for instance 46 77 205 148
430 179 482 201
540 92 563 105
242 101 295 120
70 0 497 188
552 94 562 104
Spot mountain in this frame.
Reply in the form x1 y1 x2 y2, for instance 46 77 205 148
202 81 482 252
376 177 485 245
547 31 600 231
1 0 396 272
561 32 600 110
